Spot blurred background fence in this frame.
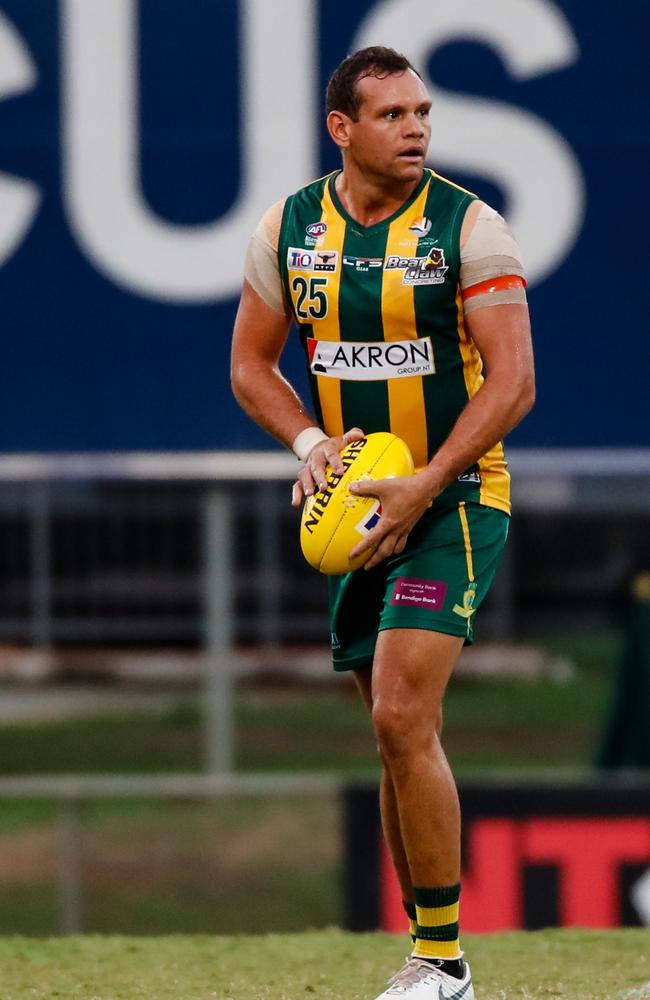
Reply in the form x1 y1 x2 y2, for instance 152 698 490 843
2 451 650 654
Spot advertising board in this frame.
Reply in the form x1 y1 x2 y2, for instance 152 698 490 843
344 781 650 932
0 1 646 450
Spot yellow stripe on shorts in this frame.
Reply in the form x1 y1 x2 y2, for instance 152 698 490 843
458 501 475 583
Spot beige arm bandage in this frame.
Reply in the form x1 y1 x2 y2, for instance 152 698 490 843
460 203 528 315
243 200 286 314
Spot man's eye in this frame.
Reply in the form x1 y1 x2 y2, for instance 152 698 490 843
386 111 399 120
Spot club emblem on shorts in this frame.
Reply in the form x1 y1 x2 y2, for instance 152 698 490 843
453 583 477 619
409 216 432 237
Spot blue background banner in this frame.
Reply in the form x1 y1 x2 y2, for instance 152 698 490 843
0 0 646 451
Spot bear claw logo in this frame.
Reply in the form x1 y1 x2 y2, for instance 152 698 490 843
384 248 448 285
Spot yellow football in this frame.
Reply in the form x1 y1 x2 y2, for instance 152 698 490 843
300 432 414 575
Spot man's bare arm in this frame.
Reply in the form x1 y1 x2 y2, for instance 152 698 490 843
230 279 364 496
230 278 309 446
423 300 535 494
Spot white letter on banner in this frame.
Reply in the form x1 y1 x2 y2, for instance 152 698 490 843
61 0 316 303
353 0 585 286
0 11 41 268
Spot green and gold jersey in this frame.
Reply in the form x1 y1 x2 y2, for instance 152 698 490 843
278 168 510 515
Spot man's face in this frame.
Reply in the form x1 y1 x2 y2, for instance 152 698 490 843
345 69 432 185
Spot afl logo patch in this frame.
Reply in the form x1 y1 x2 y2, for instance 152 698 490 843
306 222 327 238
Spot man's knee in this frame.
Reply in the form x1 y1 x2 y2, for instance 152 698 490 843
372 697 439 763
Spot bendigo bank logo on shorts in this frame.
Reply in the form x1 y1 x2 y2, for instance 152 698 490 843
384 247 448 285
307 337 434 381
390 577 448 610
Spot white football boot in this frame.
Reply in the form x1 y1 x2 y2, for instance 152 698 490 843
373 957 475 1000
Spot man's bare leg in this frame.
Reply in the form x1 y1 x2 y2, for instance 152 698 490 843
356 626 469 988
354 669 413 903
370 628 463 889
354 667 446 906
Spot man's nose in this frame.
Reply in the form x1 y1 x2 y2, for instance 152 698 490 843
404 114 424 135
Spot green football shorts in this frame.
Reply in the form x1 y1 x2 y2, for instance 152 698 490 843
328 500 509 671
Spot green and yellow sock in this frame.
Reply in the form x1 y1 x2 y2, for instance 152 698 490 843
402 899 417 943
411 883 462 961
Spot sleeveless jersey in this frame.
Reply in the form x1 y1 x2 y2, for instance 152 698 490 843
278 168 510 515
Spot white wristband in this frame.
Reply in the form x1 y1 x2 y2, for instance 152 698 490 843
292 426 328 462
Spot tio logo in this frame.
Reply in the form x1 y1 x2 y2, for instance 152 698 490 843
0 0 584 303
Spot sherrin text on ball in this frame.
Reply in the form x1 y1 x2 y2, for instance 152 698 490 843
300 432 414 575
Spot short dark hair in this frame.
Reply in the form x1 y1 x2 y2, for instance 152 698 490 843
326 46 421 121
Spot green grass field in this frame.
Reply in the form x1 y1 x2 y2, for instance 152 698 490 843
0 928 649 999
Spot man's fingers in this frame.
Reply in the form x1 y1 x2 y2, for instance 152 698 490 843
305 442 339 484
349 477 384 499
393 535 408 556
362 532 405 571
349 522 389 560
303 427 367 486
350 521 409 569
309 454 329 491
323 427 365 475
291 480 304 507
297 466 317 497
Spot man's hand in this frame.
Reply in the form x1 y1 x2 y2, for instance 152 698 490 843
291 427 366 506
347 470 440 570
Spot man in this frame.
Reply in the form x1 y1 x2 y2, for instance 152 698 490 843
231 46 534 1000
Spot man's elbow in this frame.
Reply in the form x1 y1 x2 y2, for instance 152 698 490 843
230 358 253 407
515 370 536 421
230 360 241 394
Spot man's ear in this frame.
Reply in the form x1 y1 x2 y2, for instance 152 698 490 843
327 109 353 150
